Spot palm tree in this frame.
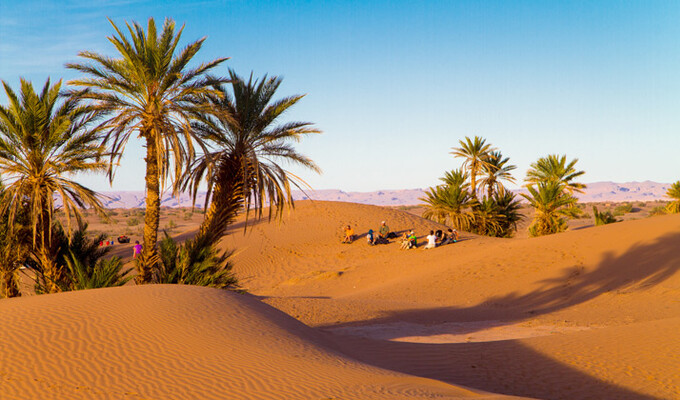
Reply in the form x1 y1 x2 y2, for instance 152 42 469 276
0 78 108 293
491 191 523 237
480 151 516 198
521 181 576 237
421 184 473 231
183 70 320 245
66 17 228 283
666 181 680 214
0 181 30 298
451 136 495 198
439 168 469 188
525 154 586 195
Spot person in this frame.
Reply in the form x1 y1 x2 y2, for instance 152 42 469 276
399 231 410 249
442 228 458 245
407 230 417 249
435 229 443 240
342 225 355 243
452 228 459 242
133 240 142 258
366 229 375 245
424 230 437 249
377 221 390 243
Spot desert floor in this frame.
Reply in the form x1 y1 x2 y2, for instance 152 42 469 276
2 200 679 399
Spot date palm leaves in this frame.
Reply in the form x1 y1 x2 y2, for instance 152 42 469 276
666 181 680 214
66 17 229 283
0 78 109 293
183 70 320 244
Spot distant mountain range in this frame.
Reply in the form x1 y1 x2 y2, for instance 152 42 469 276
87 181 671 209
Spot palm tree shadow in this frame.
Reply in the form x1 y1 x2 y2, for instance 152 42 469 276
318 231 680 399
327 334 658 400
325 230 680 329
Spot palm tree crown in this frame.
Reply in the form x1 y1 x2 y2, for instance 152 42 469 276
666 181 680 214
184 70 320 243
525 154 586 194
451 136 495 197
66 17 228 283
480 150 516 198
0 78 107 247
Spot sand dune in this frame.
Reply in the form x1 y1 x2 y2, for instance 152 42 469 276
217 200 680 399
0 285 521 399
3 200 679 399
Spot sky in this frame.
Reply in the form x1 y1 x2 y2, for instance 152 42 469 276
0 0 678 193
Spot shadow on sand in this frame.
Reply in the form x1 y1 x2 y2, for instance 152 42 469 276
321 230 680 399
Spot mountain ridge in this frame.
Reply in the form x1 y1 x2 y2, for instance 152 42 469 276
83 181 672 208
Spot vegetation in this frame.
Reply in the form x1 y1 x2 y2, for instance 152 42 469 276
525 154 586 195
450 136 494 197
522 154 585 237
649 205 668 217
0 79 108 293
522 181 576 237
613 203 634 216
423 138 522 238
665 181 680 214
183 70 320 246
67 17 228 284
156 232 238 289
593 206 618 226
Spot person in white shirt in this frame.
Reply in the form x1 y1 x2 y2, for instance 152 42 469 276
424 230 437 249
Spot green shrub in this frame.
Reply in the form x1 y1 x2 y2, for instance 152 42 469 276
648 206 667 217
613 203 633 216
127 217 140 226
593 206 618 226
155 232 239 289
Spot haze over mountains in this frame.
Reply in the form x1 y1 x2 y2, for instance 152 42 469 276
90 181 671 209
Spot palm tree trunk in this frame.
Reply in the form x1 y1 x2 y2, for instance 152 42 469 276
139 137 161 284
195 153 245 246
0 268 20 298
38 247 60 294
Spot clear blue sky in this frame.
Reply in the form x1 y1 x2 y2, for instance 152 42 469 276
1 0 678 193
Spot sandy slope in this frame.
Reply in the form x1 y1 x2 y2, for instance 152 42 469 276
217 200 680 399
3 200 679 399
0 285 519 400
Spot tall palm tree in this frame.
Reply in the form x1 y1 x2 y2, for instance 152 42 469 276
0 78 108 293
521 181 576 237
184 70 320 244
666 181 680 214
66 17 228 283
480 151 516 198
451 136 495 198
525 154 586 195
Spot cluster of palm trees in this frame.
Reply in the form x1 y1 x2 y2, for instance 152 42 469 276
422 136 586 238
0 18 319 298
421 136 522 237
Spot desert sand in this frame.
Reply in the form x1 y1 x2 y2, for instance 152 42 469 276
2 200 679 399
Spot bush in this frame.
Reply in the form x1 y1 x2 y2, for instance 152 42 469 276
613 203 633 216
648 206 667 217
593 206 617 225
127 217 140 226
155 232 239 289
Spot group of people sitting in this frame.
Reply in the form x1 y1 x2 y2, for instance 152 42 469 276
400 228 458 249
342 222 458 249
343 221 396 245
